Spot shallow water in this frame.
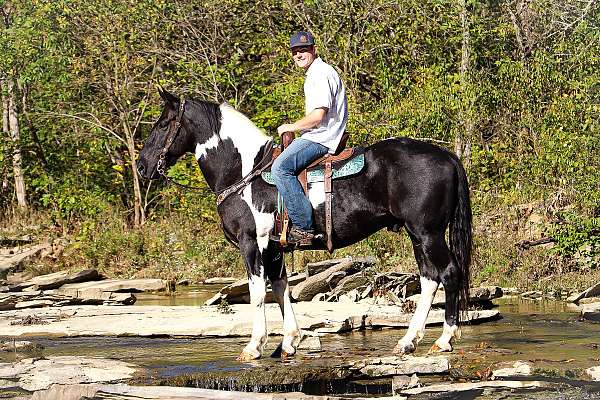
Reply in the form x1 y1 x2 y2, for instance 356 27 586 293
4 291 600 398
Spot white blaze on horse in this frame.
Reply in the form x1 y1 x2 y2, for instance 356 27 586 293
137 88 472 361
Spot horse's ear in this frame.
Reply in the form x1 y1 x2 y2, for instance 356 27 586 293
158 86 179 106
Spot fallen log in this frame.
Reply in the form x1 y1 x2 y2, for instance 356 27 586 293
292 258 374 301
306 256 376 276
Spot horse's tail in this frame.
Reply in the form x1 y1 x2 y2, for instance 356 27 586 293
449 156 472 319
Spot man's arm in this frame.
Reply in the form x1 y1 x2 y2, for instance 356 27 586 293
277 107 327 136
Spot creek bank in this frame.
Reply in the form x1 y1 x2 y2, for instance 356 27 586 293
0 302 499 338
1 268 168 310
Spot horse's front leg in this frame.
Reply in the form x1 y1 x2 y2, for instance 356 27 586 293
237 236 268 361
271 273 301 358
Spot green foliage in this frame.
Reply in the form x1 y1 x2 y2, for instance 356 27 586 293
2 0 599 287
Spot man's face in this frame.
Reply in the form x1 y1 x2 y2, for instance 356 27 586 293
291 45 316 70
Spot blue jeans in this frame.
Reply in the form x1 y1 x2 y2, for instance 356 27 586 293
272 138 329 231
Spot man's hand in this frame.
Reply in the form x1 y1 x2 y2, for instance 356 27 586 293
277 123 296 136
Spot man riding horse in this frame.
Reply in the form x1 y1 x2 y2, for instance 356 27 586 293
273 31 348 247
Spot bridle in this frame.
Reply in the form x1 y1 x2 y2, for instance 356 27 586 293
153 97 275 205
156 98 186 176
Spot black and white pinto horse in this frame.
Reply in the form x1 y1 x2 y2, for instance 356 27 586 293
137 89 472 361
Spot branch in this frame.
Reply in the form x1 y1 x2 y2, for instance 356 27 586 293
42 112 126 145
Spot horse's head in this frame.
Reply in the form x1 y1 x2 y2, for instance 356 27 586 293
137 88 197 180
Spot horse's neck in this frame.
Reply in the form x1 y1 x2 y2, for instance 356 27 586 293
195 104 271 193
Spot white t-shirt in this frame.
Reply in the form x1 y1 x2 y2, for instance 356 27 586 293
301 57 348 153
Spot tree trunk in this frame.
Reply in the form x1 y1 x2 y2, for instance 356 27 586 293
6 78 27 208
455 0 473 168
122 117 145 227
18 81 47 168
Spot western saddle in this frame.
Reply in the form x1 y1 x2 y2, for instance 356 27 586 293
270 131 357 252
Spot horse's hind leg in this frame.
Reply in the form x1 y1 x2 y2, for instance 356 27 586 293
394 231 453 354
430 252 461 353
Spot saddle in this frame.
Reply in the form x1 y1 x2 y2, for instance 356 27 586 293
262 132 365 252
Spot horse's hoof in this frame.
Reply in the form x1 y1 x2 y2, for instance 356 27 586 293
271 343 296 359
428 342 452 354
393 341 415 355
237 350 261 362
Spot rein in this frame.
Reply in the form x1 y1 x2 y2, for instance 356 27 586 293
154 97 274 204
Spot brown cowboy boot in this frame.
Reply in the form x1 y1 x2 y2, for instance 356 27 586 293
287 227 316 247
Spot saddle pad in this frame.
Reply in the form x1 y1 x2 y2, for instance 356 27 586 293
261 152 365 185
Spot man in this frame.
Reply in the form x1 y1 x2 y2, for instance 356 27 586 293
272 31 348 246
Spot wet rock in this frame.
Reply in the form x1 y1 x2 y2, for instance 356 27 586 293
31 383 355 400
586 366 600 381
400 380 559 395
0 303 500 338
297 335 322 352
521 290 543 299
568 283 600 304
349 355 449 377
0 356 137 391
203 277 237 284
492 361 532 378
392 374 420 394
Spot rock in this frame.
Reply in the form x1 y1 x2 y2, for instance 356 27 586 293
6 271 33 285
203 277 237 284
0 340 43 352
297 335 322 351
567 283 600 304
521 290 543 299
0 290 135 310
57 279 166 297
0 356 137 391
15 300 54 309
31 383 354 400
176 279 190 286
581 302 600 322
292 259 371 301
400 380 558 395
350 355 449 377
0 302 500 338
392 374 420 394
586 366 600 381
492 361 532 378
9 269 102 292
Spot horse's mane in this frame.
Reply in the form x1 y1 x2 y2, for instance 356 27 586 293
188 98 222 136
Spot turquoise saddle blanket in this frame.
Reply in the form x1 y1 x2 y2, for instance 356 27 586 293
261 148 365 185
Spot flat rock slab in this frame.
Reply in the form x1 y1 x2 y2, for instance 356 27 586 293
400 380 560 395
581 302 600 322
31 384 354 400
0 356 137 391
58 279 166 294
9 269 101 292
349 355 449 377
0 302 499 337
567 283 600 304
